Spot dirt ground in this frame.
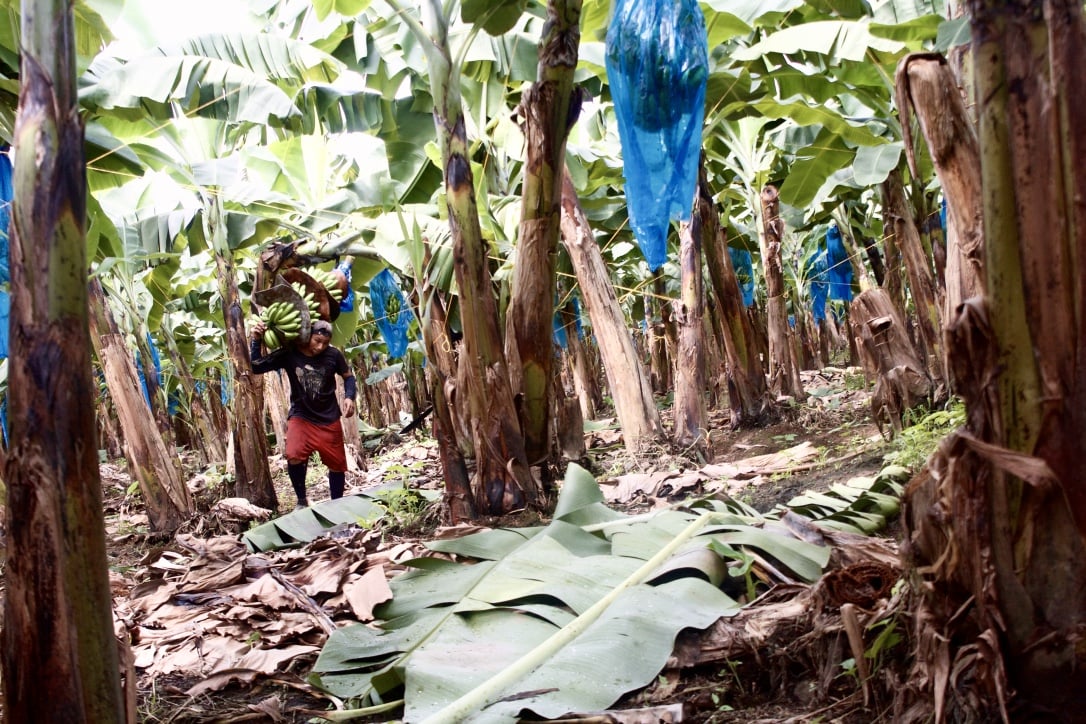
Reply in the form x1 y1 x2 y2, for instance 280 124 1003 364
14 368 913 723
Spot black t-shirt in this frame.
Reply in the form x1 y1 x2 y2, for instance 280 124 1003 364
251 342 351 425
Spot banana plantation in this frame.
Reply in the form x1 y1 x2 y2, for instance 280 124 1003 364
1 0 1084 721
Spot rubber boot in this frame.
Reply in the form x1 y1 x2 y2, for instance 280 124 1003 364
328 471 346 500
288 462 308 510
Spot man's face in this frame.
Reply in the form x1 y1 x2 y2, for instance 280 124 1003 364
306 330 331 354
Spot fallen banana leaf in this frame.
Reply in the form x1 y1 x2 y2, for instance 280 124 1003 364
771 466 907 535
242 494 386 552
311 464 833 722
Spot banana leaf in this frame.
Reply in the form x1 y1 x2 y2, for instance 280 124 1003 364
242 494 386 552
775 468 907 535
311 464 836 721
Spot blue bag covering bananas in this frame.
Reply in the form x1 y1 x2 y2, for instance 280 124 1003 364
605 0 708 272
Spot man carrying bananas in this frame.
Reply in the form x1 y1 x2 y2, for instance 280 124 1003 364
249 317 357 510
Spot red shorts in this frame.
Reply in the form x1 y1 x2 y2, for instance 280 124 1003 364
285 417 347 472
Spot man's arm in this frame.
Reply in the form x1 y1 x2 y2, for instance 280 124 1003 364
248 319 276 374
338 351 357 418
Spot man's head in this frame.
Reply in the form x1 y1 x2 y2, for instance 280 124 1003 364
302 319 333 355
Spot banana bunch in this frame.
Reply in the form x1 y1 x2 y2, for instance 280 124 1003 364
309 268 345 303
291 282 322 318
259 301 302 349
385 290 401 321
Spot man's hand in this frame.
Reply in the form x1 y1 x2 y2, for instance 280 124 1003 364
251 318 267 340
342 398 356 418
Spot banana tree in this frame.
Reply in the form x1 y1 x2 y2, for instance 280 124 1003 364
715 117 806 400
264 0 574 514
94 112 283 507
158 309 229 466
504 0 582 466
2 0 123 719
895 51 984 321
379 0 541 516
78 17 400 509
904 1 1086 717
560 170 664 453
697 164 770 426
698 2 958 410
88 276 196 529
543 43 665 452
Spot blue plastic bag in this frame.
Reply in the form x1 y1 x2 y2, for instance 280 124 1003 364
0 148 11 286
335 259 355 313
0 150 11 369
826 225 853 302
553 310 568 350
806 248 829 324
135 333 162 409
0 291 8 358
552 295 584 350
369 269 413 359
572 295 583 339
606 0 708 272
728 247 756 307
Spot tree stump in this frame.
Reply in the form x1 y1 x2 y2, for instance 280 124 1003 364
849 288 932 431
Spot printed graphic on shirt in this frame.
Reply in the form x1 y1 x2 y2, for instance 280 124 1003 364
295 361 331 400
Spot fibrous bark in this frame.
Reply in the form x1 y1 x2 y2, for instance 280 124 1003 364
421 0 539 514
902 2 1086 719
162 326 227 466
2 0 124 718
881 169 947 393
560 171 664 453
896 52 985 318
558 295 600 422
421 280 475 523
863 237 886 287
699 167 769 427
849 288 932 432
263 369 290 458
215 238 278 512
759 185 804 400
506 0 581 465
89 280 194 532
673 210 707 455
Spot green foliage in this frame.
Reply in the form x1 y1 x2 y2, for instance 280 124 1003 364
311 465 838 719
774 464 908 534
884 398 966 471
865 611 903 670
843 369 869 391
461 0 530 37
839 605 905 685
242 495 388 551
372 481 436 531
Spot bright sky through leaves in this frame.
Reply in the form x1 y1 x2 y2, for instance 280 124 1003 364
98 0 262 52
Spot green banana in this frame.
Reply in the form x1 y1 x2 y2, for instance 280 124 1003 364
309 268 344 303
272 303 290 324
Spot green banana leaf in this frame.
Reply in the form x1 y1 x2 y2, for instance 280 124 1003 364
311 464 844 721
731 20 905 62
242 494 387 552
772 466 908 535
